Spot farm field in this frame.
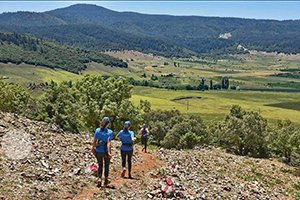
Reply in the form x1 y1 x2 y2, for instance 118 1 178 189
2 50 300 90
108 50 300 90
131 86 300 125
1 51 299 125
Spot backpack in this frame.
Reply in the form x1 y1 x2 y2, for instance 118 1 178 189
141 128 148 138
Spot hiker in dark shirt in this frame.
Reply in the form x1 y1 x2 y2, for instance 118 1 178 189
139 123 149 153
92 117 113 187
116 121 136 179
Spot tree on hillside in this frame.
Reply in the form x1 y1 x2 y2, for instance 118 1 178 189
198 78 208 91
0 81 30 113
269 120 300 163
35 81 83 132
161 114 207 149
221 77 229 89
215 105 268 158
210 80 213 90
76 75 140 132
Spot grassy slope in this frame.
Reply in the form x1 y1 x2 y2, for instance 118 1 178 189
0 62 141 87
0 63 80 85
131 86 300 125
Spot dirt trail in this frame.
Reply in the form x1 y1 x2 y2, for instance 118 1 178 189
73 147 164 200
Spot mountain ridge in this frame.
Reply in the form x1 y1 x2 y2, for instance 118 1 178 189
0 3 300 56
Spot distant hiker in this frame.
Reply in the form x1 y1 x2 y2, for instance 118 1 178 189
139 123 149 153
116 121 136 179
92 117 113 187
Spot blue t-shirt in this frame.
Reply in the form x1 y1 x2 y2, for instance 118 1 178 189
94 127 113 153
116 130 134 151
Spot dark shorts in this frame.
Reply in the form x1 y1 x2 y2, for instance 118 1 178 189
141 137 148 145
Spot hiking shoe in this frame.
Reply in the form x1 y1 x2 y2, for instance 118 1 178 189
96 180 102 188
104 179 110 186
121 168 126 178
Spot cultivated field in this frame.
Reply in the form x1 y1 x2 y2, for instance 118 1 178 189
131 86 300 125
1 51 299 125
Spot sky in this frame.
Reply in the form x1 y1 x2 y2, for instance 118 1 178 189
0 1 299 20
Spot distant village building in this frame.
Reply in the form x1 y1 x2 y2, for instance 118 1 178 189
219 32 232 40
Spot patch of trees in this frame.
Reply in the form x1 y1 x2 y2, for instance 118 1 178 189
127 77 185 91
280 68 300 73
0 76 145 133
173 62 180 67
151 74 158 81
128 76 236 92
186 77 234 91
0 32 127 73
1 78 300 165
271 72 300 79
145 105 300 165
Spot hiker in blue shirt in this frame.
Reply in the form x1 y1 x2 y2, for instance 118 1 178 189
92 117 113 187
116 121 136 179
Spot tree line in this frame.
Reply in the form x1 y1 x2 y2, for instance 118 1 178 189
128 76 235 91
0 32 128 74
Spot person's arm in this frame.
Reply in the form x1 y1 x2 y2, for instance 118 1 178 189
115 131 121 140
92 129 98 155
131 132 136 142
92 139 97 148
107 139 112 158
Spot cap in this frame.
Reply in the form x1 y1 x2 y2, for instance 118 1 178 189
124 121 131 127
102 117 110 124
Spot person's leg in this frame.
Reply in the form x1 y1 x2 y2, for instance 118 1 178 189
95 153 104 178
127 150 133 178
104 153 110 185
95 153 104 187
144 137 148 153
141 138 145 152
121 150 127 177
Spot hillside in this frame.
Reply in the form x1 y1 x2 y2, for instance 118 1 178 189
1 111 300 199
0 24 193 58
0 32 127 73
0 11 66 27
0 4 300 56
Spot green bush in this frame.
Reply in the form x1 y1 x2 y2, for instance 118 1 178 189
215 105 268 158
179 131 200 149
33 81 83 132
160 115 208 149
76 75 140 132
0 80 30 113
269 120 300 162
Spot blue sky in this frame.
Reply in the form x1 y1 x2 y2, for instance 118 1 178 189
0 1 299 20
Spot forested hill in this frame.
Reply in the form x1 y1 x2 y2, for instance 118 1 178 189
0 4 300 56
0 32 127 73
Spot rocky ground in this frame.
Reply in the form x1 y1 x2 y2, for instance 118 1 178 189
0 112 143 200
148 148 300 199
1 112 300 200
